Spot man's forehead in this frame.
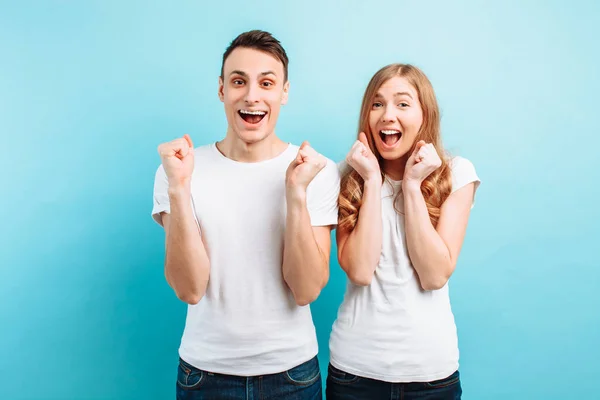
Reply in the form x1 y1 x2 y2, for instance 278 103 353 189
223 47 284 77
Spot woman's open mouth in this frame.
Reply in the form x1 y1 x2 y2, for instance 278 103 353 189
379 129 402 147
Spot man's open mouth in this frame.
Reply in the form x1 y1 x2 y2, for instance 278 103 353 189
238 109 267 124
379 129 402 146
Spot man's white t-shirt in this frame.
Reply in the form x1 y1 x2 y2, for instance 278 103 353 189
152 142 340 376
329 156 480 383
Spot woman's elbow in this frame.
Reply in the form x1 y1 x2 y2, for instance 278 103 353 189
419 267 454 291
343 263 375 286
420 276 449 291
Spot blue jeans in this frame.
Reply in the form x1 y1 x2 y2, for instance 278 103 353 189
176 356 322 399
326 364 462 400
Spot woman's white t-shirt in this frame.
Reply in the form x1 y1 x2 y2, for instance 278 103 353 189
329 156 480 382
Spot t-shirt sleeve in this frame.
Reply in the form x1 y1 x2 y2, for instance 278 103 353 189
151 164 170 226
306 158 341 227
450 156 481 208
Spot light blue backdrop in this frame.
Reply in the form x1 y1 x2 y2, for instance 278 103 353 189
1 1 598 399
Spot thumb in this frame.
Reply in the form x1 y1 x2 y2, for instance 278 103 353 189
184 134 194 150
358 132 369 147
299 141 310 150
411 140 426 156
290 150 303 168
287 153 303 174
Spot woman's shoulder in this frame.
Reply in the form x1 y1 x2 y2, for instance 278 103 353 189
447 156 480 194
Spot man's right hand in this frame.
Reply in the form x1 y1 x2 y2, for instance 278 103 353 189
157 134 195 187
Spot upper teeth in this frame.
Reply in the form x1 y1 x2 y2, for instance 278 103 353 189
240 110 266 115
381 130 400 135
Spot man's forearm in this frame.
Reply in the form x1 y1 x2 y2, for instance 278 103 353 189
165 185 210 304
282 192 328 306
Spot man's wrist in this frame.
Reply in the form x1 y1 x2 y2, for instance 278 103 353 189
286 186 307 206
168 181 191 199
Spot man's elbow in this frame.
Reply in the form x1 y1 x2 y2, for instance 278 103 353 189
294 293 317 307
290 284 321 306
169 277 205 305
176 290 203 305
285 266 328 306
293 281 328 306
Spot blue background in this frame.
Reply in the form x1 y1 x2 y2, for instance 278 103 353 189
1 1 598 399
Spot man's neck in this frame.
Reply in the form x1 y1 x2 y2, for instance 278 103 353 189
216 131 288 163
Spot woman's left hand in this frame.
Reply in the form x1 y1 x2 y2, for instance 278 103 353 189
403 140 442 186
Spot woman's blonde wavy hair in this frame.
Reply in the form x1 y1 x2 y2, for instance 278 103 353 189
338 64 452 231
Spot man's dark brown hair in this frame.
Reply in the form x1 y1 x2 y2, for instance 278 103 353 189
221 30 289 81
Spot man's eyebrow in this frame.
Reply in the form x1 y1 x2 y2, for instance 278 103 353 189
229 70 248 78
228 70 277 78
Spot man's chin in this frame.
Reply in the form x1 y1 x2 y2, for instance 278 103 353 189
236 129 272 144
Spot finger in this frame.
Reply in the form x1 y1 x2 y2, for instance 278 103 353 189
303 144 319 158
354 142 368 157
348 141 362 157
412 140 427 156
294 147 305 164
184 133 194 149
288 153 303 171
426 143 437 154
358 132 369 147
176 139 190 159
299 141 310 151
159 140 184 158
360 144 370 157
298 148 311 162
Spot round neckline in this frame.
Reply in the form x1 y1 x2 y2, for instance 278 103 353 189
385 175 403 186
211 142 293 166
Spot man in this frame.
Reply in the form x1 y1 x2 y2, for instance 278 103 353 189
152 30 340 399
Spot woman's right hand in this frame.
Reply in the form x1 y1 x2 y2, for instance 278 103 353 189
345 132 381 182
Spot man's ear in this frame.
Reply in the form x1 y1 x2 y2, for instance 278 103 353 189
281 80 290 105
218 76 224 102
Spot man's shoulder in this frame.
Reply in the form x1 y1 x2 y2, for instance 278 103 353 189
190 143 221 168
192 142 216 156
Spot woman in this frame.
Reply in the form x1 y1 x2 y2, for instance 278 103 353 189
327 64 480 399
